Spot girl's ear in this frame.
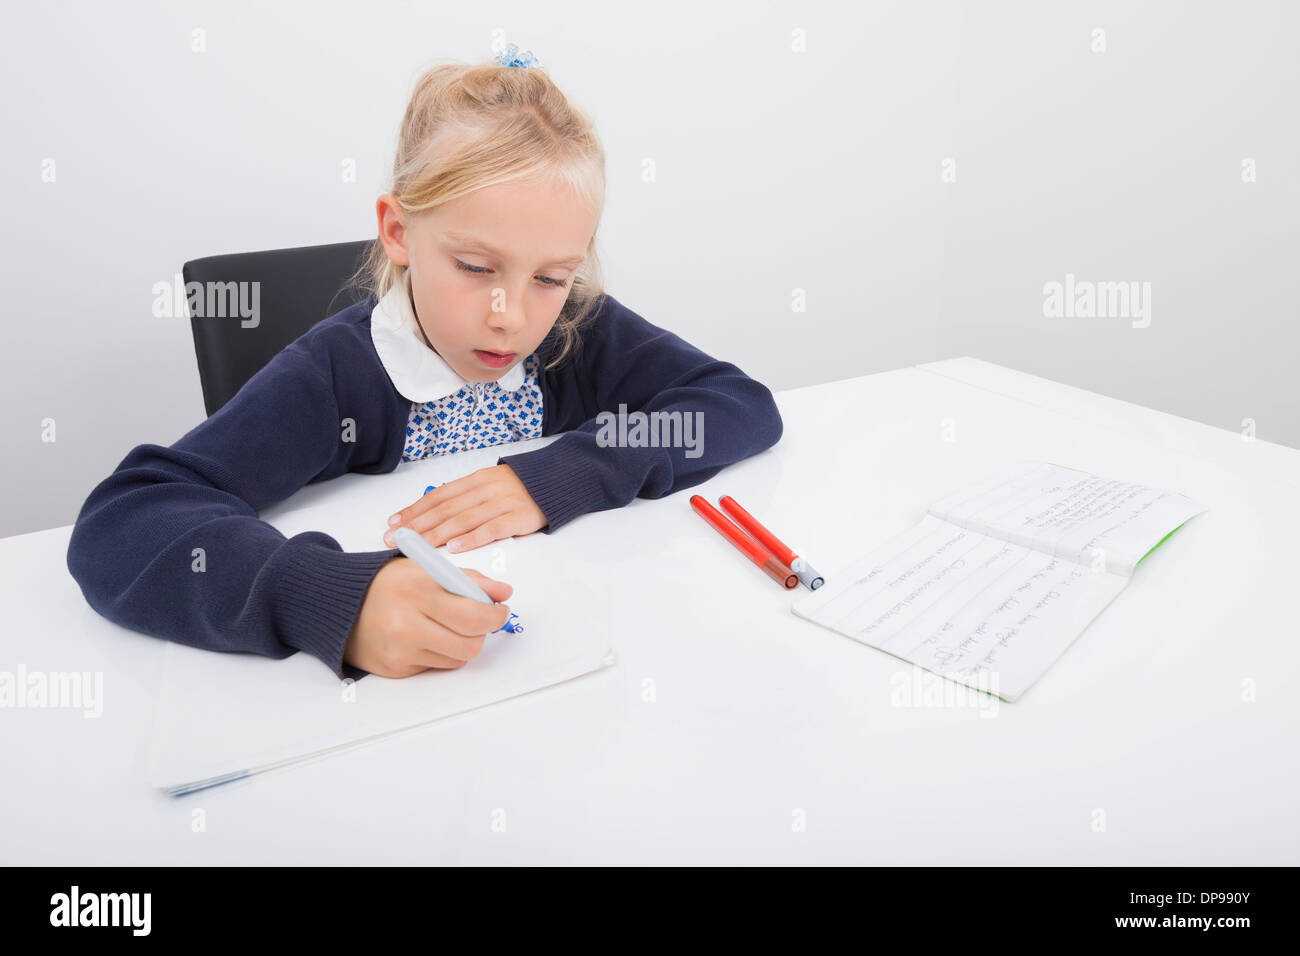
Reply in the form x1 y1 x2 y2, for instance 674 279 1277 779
375 194 410 266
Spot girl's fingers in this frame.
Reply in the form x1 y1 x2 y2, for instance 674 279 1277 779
403 486 486 530
384 661 432 679
408 582 510 643
421 625 488 663
378 650 463 675
404 614 489 661
412 647 475 670
388 472 484 528
379 596 499 672
416 500 515 550
385 487 493 546
461 568 513 602
442 517 515 554
413 485 496 532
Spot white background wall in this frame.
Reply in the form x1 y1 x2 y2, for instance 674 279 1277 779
2 0 1295 538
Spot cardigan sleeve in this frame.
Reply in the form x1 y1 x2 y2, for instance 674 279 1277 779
65 341 401 681
497 298 783 533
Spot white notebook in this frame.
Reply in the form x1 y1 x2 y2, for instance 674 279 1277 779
148 457 615 795
791 461 1206 702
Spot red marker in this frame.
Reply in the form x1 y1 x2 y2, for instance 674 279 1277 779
718 495 824 590
690 495 798 589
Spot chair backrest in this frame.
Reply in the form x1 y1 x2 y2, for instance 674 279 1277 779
183 239 375 416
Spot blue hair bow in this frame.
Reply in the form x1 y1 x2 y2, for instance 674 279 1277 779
495 42 539 68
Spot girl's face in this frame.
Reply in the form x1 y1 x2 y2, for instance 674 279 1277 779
377 178 598 382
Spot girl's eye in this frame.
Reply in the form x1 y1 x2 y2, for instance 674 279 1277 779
454 259 569 289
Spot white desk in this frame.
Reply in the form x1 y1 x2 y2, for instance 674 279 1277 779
2 358 1296 864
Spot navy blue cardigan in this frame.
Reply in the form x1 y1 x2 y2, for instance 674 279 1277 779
66 291 783 681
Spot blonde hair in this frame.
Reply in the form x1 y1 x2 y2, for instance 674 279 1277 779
347 58 608 370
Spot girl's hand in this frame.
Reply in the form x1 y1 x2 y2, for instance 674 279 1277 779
345 561 512 678
383 464 547 553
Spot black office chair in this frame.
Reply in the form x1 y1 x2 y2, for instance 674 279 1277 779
183 239 376 416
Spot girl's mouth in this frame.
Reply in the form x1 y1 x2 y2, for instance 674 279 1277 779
473 349 517 369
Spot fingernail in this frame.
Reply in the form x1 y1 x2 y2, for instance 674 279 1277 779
447 539 461 552
383 530 395 546
387 514 402 527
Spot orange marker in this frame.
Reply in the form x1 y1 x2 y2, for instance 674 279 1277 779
690 495 798 589
718 495 824 590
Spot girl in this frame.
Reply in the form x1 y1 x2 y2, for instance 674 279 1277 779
66 50 783 682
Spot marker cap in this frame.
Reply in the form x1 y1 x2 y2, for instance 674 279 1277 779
762 555 799 590
790 556 824 590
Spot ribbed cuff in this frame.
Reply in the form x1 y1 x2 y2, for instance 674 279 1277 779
498 437 610 534
272 532 402 681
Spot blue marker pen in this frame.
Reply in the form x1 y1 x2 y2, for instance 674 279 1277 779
392 526 523 635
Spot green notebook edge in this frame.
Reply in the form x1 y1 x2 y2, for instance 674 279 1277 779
1135 522 1188 568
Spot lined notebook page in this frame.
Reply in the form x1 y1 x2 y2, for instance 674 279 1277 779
791 515 1128 701
791 463 1205 702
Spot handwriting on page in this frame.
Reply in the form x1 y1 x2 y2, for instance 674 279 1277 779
792 462 1205 701
929 463 1205 574
791 515 1127 701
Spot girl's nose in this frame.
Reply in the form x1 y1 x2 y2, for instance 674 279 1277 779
488 300 528 333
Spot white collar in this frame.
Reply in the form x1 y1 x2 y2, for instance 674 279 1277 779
370 281 527 403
